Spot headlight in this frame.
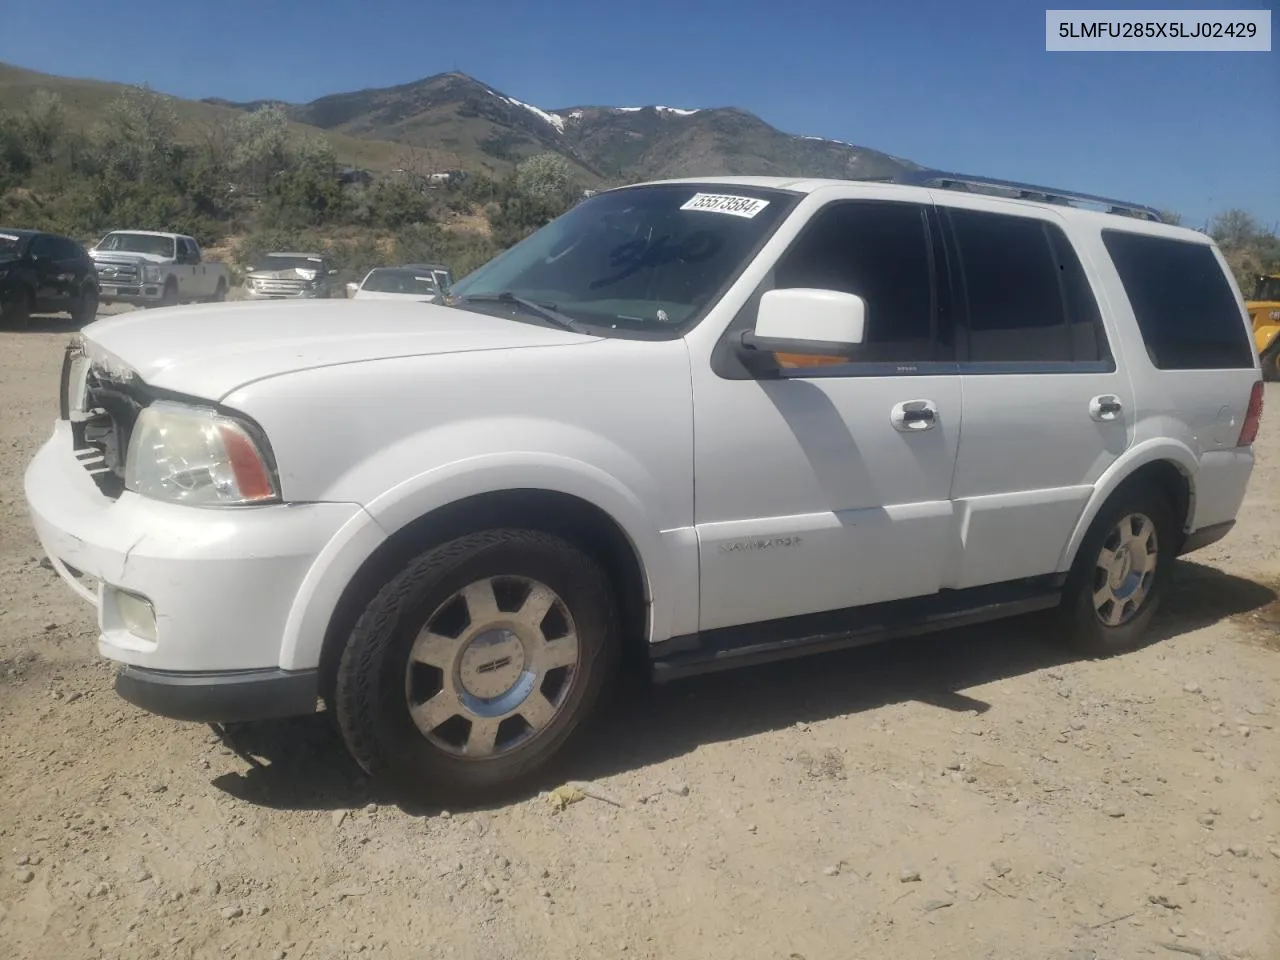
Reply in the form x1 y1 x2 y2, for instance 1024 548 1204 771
142 265 161 283
125 401 279 506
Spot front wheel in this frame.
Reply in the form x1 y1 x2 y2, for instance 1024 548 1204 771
334 529 620 804
1057 485 1176 656
0 287 33 328
72 285 98 325
160 280 179 308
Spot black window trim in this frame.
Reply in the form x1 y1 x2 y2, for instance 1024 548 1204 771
942 205 1117 376
711 197 958 381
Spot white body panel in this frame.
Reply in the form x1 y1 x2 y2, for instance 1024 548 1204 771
24 176 1260 689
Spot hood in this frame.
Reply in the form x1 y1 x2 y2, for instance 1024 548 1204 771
352 290 440 301
90 250 171 265
80 298 601 401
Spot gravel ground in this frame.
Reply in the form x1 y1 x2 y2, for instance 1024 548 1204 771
1 308 1278 960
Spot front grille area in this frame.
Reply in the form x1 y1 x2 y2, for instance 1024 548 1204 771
94 261 141 284
61 343 146 500
251 277 309 296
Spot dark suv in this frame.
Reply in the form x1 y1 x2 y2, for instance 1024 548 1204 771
0 229 100 327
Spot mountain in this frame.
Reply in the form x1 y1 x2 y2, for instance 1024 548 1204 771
206 72 919 184
0 62 452 173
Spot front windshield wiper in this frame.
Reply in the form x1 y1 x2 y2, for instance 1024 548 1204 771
451 292 586 334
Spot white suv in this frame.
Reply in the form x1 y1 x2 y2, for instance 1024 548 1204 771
24 172 1262 802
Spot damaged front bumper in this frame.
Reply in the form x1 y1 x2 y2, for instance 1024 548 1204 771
23 420 362 719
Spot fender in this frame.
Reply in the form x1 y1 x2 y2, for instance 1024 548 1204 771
1056 437 1198 572
277 450 681 672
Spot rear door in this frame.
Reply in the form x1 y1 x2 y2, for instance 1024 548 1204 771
940 200 1134 589
180 238 209 296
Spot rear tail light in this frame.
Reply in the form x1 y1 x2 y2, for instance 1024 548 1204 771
1238 380 1264 446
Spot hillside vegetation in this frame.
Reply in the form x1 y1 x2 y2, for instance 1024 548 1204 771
0 85 579 282
1 62 1277 293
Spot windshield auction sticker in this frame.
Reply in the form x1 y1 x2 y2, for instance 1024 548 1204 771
680 193 771 218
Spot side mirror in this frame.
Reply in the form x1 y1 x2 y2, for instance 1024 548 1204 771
737 288 867 375
328 268 339 276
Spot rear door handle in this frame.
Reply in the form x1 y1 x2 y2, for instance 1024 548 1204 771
1090 394 1123 422
891 399 938 432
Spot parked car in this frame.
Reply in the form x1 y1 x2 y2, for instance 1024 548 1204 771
243 252 337 300
346 263 452 300
89 231 230 309
0 228 100 327
349 266 447 302
25 171 1262 804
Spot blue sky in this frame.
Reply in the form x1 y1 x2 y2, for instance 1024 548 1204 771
2 0 1276 228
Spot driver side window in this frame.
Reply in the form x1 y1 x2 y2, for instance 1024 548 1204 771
765 200 950 364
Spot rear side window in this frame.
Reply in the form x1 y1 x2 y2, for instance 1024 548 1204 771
1102 230 1252 370
948 208 1108 365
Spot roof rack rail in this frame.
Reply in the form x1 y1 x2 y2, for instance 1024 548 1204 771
882 169 1165 222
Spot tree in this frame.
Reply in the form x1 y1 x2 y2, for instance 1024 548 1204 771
1158 209 1182 226
515 153 576 204
94 85 178 184
1210 209 1262 250
227 104 292 193
21 90 66 164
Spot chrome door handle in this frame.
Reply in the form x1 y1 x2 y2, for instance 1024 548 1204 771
891 399 938 432
1090 394 1123 422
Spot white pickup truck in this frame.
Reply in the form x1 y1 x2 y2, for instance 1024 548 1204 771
89 231 230 309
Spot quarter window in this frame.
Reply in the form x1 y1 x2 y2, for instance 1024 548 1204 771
948 208 1107 365
1102 229 1252 370
770 200 942 363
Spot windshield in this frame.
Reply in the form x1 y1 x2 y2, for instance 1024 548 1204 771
361 268 440 295
250 254 325 273
97 233 175 257
1254 277 1280 302
0 232 25 257
449 184 795 332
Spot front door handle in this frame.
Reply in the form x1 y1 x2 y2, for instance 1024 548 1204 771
891 399 938 432
1090 394 1123 422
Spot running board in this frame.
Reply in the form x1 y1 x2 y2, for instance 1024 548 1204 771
649 575 1064 682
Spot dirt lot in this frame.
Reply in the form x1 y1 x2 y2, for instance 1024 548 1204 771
1 312 1278 960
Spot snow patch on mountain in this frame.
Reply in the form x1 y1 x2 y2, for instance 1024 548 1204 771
488 89 566 133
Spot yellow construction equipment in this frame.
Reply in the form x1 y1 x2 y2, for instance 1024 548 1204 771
1247 274 1280 380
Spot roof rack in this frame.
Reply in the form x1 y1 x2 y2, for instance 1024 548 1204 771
877 169 1165 222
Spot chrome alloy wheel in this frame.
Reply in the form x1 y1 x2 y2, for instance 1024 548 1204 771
404 576 580 759
1092 512 1159 627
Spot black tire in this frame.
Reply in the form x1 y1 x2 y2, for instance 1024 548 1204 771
1 286 33 328
334 529 620 805
211 278 227 302
72 284 98 325
1260 342 1280 382
1057 483 1176 656
160 279 179 308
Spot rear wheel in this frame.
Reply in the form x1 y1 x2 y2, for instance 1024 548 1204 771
211 278 227 302
1057 484 1176 656
334 529 620 804
1260 342 1280 382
